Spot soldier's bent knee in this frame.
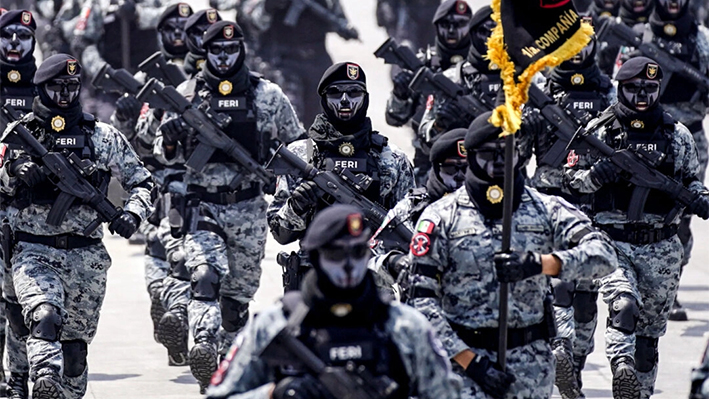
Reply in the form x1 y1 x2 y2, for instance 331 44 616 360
573 290 598 323
635 336 658 373
552 279 575 307
5 301 30 337
62 340 88 377
220 297 249 333
191 265 220 301
30 303 62 341
607 294 639 334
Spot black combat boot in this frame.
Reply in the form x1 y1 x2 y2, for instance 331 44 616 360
574 355 588 398
668 298 688 321
552 337 581 399
148 280 167 343
6 372 28 399
189 336 218 394
31 374 62 399
0 332 7 395
157 304 188 366
611 355 641 399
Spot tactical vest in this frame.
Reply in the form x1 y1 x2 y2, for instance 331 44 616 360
592 114 678 217
0 84 34 132
12 113 110 209
459 63 501 109
101 3 159 72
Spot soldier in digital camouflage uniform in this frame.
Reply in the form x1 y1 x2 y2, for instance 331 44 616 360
206 204 463 399
565 57 709 399
0 54 153 399
153 21 304 393
368 128 468 297
408 112 618 399
267 62 415 292
376 0 440 56
385 0 472 186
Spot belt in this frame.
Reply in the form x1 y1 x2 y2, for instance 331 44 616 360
450 320 549 351
15 232 101 250
188 184 261 205
600 223 678 245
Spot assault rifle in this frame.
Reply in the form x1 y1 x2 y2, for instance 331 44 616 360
596 19 709 97
568 113 699 221
138 52 188 87
284 0 359 41
262 325 399 399
374 37 424 72
266 144 413 252
136 78 274 189
527 84 593 167
91 63 143 96
0 105 121 236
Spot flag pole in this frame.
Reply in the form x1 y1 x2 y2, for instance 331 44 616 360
498 132 515 368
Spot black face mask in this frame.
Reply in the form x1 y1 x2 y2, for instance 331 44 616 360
435 13 472 50
436 158 467 191
622 0 653 14
158 16 189 58
656 0 688 18
42 76 81 108
593 0 621 13
619 78 660 112
0 24 35 63
205 39 244 77
186 23 210 55
471 18 495 56
320 83 370 132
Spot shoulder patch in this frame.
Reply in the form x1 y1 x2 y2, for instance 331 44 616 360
416 219 436 234
410 232 431 257
426 94 435 111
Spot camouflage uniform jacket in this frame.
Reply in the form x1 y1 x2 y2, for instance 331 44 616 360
0 118 153 238
205 300 463 399
565 111 705 226
408 186 617 358
153 73 304 190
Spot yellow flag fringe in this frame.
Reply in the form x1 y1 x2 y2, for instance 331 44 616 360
486 0 594 135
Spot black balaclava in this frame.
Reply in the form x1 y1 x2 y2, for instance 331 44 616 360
433 0 473 68
0 10 37 86
427 128 468 200
200 21 250 95
183 9 222 76
157 3 193 60
32 54 84 133
466 6 498 72
550 36 607 90
650 0 695 39
464 112 525 221
590 0 621 17
317 62 370 135
615 56 664 129
619 0 654 24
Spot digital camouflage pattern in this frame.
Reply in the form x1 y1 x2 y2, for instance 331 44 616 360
205 301 463 399
408 187 617 398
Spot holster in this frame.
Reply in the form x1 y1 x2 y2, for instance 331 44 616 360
544 291 557 340
277 251 304 293
168 193 199 238
1 220 12 269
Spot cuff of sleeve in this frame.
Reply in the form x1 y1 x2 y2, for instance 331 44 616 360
123 199 150 223
550 250 571 280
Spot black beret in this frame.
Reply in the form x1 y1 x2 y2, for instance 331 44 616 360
615 56 663 81
158 3 193 29
470 5 492 28
33 54 81 85
184 8 222 32
465 111 502 151
0 9 37 31
301 205 371 251
433 0 472 24
202 21 244 46
317 62 367 94
430 128 468 163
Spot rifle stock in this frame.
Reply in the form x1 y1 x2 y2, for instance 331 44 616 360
373 38 424 72
138 52 188 87
91 63 143 95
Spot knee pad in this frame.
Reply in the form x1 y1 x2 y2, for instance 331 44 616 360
552 280 575 307
61 340 88 378
171 258 191 281
573 290 599 323
145 238 167 261
191 265 220 301
5 301 29 337
635 336 658 373
30 304 62 342
220 297 249 333
607 294 639 334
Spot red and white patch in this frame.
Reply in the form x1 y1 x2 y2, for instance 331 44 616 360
0 144 7 165
540 0 571 8
75 6 91 32
410 233 431 257
566 150 579 167
426 95 435 111
210 342 239 386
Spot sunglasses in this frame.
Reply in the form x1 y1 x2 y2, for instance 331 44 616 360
319 243 370 262
622 81 660 94
473 145 506 163
207 42 241 55
323 85 366 98
45 79 81 92
0 29 33 41
439 162 467 175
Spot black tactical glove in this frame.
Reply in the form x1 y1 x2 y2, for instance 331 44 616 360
589 159 619 186
109 211 139 239
494 251 543 283
272 375 329 399
115 95 143 123
688 195 709 220
435 99 471 131
289 181 319 215
386 253 408 280
265 0 291 13
10 157 45 187
465 354 516 399
392 70 414 100
160 117 188 146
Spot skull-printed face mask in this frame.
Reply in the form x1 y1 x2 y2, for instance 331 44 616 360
159 16 189 55
436 13 472 49
594 0 620 11
187 23 210 53
657 0 688 15
622 0 652 13
437 158 467 191
317 243 371 289
206 39 242 75
323 83 367 122
569 37 596 65
620 77 660 112
470 140 519 181
43 76 81 108
0 24 34 62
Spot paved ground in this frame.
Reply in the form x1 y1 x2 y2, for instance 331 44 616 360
70 0 709 398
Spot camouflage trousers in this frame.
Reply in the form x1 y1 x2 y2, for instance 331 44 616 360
3 255 29 375
143 221 170 290
553 278 598 364
184 196 267 347
12 241 111 399
453 340 555 398
600 235 684 399
679 127 708 266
